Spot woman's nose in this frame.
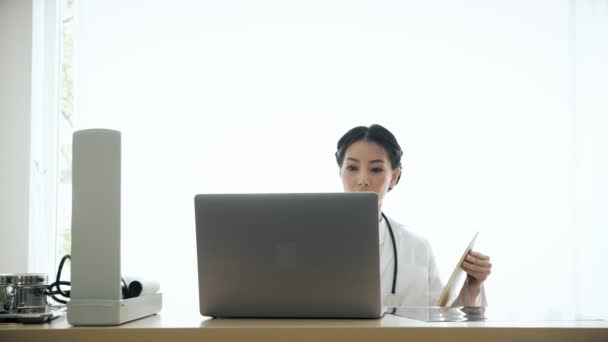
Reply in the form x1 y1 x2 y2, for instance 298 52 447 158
358 175 370 187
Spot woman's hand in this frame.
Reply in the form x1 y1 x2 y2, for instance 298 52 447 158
462 250 492 299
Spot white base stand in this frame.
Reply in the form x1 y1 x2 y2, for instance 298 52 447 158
67 293 162 326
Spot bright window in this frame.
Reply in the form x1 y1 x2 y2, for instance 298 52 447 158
47 0 608 317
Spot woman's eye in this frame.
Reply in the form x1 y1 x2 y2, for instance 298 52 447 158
371 167 383 173
346 165 358 171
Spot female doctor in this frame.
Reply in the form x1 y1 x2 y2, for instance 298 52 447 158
336 124 492 307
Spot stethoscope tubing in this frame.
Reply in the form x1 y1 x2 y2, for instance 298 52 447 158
381 212 398 295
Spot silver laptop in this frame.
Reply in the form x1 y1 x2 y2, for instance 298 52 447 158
194 192 382 318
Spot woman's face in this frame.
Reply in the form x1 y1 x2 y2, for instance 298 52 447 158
340 140 401 210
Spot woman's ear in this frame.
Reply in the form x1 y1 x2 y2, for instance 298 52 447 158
390 167 401 189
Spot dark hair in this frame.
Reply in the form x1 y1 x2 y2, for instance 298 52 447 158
335 124 403 190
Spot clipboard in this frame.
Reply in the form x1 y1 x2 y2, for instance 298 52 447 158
436 232 479 307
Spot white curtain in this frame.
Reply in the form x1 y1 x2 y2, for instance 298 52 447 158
70 0 607 317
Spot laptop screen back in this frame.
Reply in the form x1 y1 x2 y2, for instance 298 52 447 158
194 192 381 318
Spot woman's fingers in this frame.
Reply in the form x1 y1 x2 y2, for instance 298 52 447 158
465 254 492 268
469 250 490 260
462 262 489 281
462 251 492 283
462 260 487 273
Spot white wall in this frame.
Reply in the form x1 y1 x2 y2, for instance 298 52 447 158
572 1 608 318
0 0 33 273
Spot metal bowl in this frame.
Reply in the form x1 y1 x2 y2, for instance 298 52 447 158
11 274 49 314
0 274 15 313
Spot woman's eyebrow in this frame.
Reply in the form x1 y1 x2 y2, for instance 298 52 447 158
346 158 385 164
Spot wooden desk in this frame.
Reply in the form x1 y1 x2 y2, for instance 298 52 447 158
2 308 607 342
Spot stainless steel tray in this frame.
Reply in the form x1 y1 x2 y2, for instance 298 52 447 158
0 307 65 324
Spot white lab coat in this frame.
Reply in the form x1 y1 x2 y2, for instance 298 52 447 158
379 215 486 307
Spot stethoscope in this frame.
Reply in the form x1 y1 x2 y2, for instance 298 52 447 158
381 212 398 303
